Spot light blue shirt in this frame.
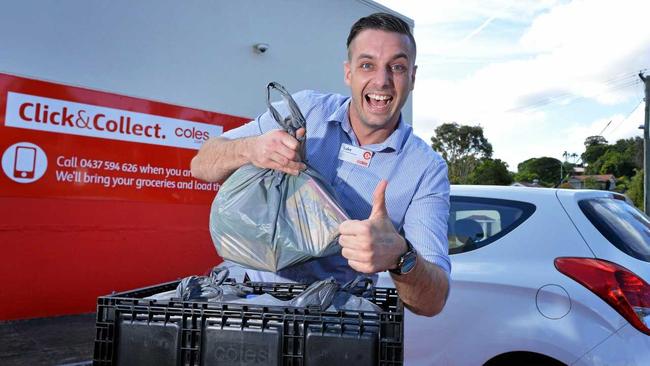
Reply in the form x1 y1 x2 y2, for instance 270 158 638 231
221 90 450 283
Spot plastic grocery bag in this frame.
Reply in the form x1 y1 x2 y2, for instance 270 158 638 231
145 267 382 312
144 267 251 302
209 82 349 272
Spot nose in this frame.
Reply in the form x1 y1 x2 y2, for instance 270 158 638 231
373 66 393 89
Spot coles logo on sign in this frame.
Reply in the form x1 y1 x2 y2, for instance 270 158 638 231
175 126 210 141
5 92 221 149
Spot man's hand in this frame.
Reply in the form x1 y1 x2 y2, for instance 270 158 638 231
339 180 407 273
248 128 306 175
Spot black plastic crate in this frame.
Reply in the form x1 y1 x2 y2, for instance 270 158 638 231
93 280 403 366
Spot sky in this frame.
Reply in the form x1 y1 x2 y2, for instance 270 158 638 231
375 0 650 172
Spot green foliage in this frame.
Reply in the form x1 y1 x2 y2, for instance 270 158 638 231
467 159 513 185
515 157 562 186
620 137 643 167
584 136 642 175
594 149 634 177
627 169 644 209
615 175 630 193
583 176 601 189
513 171 539 183
448 156 481 184
582 135 609 168
584 135 608 147
431 123 493 184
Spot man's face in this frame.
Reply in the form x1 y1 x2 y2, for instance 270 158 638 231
345 29 416 138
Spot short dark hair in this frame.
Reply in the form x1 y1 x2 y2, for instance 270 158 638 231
346 12 416 59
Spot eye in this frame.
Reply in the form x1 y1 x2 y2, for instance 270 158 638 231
360 62 373 70
391 64 407 73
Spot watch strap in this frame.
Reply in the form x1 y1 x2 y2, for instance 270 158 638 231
390 238 417 275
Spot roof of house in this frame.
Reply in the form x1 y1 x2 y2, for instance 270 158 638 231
569 174 616 182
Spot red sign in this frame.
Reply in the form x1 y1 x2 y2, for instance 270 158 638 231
0 73 250 320
0 73 249 203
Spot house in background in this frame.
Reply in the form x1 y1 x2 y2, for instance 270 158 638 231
567 174 617 190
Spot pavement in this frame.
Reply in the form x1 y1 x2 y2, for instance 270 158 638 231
0 313 95 366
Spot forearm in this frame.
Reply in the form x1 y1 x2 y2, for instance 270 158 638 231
190 137 254 183
391 256 449 317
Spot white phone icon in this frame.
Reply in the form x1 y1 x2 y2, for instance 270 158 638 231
14 146 37 179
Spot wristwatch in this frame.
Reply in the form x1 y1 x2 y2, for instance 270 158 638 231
390 238 417 275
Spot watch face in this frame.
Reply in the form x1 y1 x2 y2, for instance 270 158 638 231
401 251 417 274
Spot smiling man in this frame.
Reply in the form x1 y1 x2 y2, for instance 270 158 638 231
191 12 450 316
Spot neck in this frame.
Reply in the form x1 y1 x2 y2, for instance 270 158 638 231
354 127 391 146
349 117 399 146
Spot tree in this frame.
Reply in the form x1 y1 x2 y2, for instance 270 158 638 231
431 122 493 184
627 169 644 209
582 135 609 170
597 150 633 177
615 175 631 193
515 157 562 186
514 170 539 183
585 137 641 177
467 159 513 185
584 135 608 146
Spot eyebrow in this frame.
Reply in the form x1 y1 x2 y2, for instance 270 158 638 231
357 52 410 62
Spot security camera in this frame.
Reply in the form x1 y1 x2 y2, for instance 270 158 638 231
253 43 269 54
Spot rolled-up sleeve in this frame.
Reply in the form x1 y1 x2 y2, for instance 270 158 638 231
402 158 451 274
222 90 314 139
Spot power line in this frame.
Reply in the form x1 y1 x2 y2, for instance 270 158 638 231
606 99 644 137
597 120 612 136
506 72 642 113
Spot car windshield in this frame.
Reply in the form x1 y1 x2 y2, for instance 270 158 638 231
579 198 650 262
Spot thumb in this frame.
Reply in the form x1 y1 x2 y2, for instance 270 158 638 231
369 179 388 220
295 127 306 140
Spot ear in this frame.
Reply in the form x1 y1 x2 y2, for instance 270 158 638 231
344 60 351 87
410 64 417 91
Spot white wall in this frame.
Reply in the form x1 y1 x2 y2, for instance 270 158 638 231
0 0 413 122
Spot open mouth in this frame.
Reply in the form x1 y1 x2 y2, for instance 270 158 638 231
365 93 393 111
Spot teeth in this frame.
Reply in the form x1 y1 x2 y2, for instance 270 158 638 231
368 94 392 101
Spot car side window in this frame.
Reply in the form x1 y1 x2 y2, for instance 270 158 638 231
449 196 536 254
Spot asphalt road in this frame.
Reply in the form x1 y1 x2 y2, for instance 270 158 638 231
0 313 95 366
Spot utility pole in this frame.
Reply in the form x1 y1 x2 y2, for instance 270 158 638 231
641 72 650 214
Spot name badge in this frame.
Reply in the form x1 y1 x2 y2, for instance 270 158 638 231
338 143 373 167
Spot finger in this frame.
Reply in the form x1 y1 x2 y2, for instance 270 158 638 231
265 158 305 175
341 247 369 263
369 180 389 220
347 259 373 274
284 160 306 171
338 234 357 248
274 144 300 162
268 151 290 167
338 220 363 235
279 132 300 151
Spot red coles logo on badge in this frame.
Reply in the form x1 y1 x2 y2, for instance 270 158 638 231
363 151 372 160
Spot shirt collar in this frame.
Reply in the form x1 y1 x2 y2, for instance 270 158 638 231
327 97 411 153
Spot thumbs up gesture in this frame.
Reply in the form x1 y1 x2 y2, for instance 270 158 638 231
338 180 408 273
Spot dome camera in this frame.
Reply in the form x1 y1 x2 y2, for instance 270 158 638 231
253 43 269 54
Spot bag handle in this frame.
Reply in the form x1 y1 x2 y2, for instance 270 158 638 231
266 82 307 162
266 82 306 137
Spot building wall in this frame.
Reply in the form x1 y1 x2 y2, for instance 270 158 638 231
0 0 413 320
0 0 413 121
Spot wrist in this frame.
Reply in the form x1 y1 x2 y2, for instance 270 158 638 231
239 136 257 163
390 237 417 275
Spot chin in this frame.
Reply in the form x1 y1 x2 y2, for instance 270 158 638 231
364 115 397 129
